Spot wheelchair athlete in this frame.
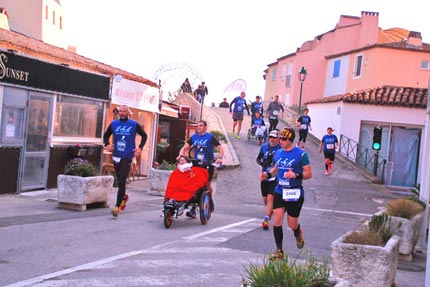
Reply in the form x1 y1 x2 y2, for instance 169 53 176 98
250 112 266 137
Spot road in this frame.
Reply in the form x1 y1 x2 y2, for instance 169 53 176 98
0 107 425 287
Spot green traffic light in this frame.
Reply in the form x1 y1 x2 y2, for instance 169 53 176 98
373 143 381 150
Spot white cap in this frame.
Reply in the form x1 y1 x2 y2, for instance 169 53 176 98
269 130 279 138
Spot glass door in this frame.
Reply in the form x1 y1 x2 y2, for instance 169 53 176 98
21 94 52 191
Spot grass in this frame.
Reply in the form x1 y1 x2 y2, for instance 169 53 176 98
344 213 392 246
385 198 425 219
242 249 330 287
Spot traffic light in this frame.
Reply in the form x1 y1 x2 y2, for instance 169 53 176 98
372 127 382 150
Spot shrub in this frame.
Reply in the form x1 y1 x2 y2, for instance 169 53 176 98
242 249 330 287
210 130 227 143
154 160 176 171
64 157 97 177
344 213 392 246
385 198 425 219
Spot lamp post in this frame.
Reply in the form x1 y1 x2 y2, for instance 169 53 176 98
298 66 307 115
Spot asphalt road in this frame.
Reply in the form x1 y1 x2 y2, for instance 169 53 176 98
0 108 426 287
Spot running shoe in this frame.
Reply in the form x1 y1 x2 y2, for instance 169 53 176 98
269 249 284 261
120 194 129 211
295 229 305 249
186 208 197 218
325 170 329 175
111 206 120 217
231 131 235 136
236 135 241 139
262 219 269 230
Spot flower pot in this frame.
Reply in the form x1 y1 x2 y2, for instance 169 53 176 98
57 174 114 211
331 232 400 287
389 212 424 261
148 168 173 196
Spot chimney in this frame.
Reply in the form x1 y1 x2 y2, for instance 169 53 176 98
407 31 422 47
0 7 10 31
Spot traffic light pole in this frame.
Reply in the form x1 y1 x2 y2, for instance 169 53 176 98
373 150 379 176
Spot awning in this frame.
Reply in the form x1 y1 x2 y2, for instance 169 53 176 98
160 103 178 118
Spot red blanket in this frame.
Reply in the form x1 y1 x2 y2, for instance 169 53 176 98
164 167 209 202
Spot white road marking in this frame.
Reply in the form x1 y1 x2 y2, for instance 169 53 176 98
4 218 258 287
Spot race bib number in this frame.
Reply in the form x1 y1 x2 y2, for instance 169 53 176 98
269 115 277 120
273 110 279 115
326 143 335 149
300 124 307 130
112 156 121 163
282 188 301 202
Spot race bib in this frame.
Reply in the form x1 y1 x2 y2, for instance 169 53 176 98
282 188 301 202
273 110 279 115
278 178 290 187
300 124 307 130
112 156 121 163
326 143 335 149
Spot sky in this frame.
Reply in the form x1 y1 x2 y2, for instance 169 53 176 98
61 0 429 105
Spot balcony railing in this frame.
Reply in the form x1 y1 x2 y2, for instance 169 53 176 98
338 134 387 183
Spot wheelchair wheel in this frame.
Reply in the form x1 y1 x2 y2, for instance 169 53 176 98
199 188 211 224
247 128 252 141
164 208 174 228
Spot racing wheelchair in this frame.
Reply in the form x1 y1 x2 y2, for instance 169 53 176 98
161 158 213 228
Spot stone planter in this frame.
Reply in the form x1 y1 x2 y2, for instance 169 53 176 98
148 168 173 196
389 212 424 261
331 232 400 287
57 174 114 211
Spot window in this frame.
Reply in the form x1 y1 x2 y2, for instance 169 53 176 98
59 16 63 29
333 60 341 78
45 6 48 20
281 63 287 80
354 55 363 77
52 11 55 25
421 60 429 70
271 68 277 81
1 107 24 142
54 96 104 138
285 62 292 87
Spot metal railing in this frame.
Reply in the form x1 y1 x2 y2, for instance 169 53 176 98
338 134 387 183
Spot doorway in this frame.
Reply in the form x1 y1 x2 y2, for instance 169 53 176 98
21 93 52 191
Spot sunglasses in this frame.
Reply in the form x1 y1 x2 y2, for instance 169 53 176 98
279 137 290 141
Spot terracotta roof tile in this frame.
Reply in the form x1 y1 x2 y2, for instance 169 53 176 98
306 86 428 108
0 29 158 87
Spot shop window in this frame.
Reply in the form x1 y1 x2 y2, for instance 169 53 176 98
54 95 104 138
1 106 24 143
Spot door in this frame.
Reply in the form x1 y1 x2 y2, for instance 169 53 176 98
21 94 52 191
388 127 420 187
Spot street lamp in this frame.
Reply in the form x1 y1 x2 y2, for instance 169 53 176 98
298 66 307 115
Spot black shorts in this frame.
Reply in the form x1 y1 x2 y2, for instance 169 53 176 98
273 192 304 218
323 151 336 161
298 130 308 142
260 180 276 197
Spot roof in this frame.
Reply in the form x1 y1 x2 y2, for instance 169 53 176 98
0 28 158 87
306 86 428 108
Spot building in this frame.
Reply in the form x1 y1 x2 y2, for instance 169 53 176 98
0 4 159 194
263 11 430 188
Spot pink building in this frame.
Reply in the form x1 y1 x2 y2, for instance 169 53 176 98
263 11 430 188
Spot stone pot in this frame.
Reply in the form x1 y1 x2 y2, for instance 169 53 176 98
57 174 114 211
389 212 424 261
148 168 173 196
331 231 400 287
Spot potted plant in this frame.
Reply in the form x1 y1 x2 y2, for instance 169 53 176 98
382 197 426 261
148 160 176 196
57 157 114 211
242 249 349 287
331 214 400 287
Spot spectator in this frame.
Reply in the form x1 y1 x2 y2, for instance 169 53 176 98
219 98 230 108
